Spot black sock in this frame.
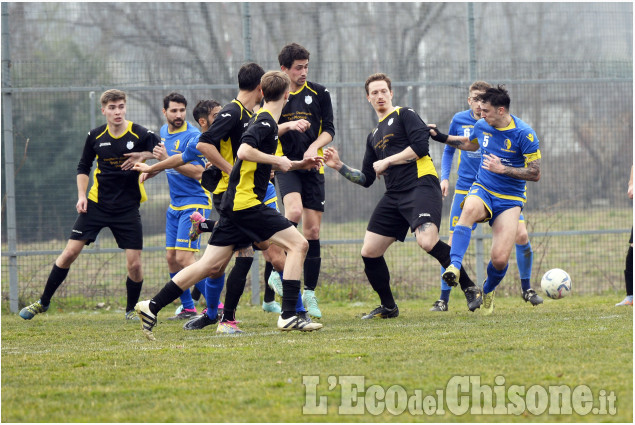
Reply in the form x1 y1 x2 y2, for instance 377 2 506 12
125 277 143 312
222 257 254 312
191 286 201 301
427 240 476 290
304 239 321 291
221 309 236 322
40 264 69 306
626 246 633 296
362 256 396 309
149 280 183 315
263 261 275 303
281 279 301 319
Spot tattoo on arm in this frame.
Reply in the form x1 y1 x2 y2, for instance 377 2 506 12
338 164 367 186
503 159 541 181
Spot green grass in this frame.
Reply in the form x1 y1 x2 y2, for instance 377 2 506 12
2 294 632 422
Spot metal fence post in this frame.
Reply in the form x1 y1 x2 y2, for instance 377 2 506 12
2 3 19 312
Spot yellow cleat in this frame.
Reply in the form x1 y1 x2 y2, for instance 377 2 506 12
481 290 495 316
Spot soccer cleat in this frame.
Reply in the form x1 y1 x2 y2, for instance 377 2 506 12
268 270 283 296
183 313 219 330
361 305 399 319
302 290 322 318
481 290 495 316
188 211 206 241
174 304 184 316
19 300 49 320
522 288 543 306
277 315 323 332
167 308 197 321
442 265 460 287
463 286 483 311
615 296 634 306
430 299 448 312
216 320 244 334
297 311 313 323
135 300 157 341
125 310 139 321
262 300 282 314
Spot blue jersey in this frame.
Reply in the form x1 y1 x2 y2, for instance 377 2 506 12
471 115 541 201
181 133 206 164
160 122 211 209
441 109 482 191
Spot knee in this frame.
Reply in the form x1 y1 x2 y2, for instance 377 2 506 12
57 249 81 268
127 259 143 280
285 205 303 223
515 227 529 245
491 253 509 270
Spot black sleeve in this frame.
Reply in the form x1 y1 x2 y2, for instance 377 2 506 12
198 108 238 149
141 128 160 150
241 117 274 151
77 132 96 176
318 87 335 139
360 133 377 188
401 108 429 159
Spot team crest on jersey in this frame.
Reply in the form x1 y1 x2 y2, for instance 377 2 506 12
305 96 312 105
527 133 535 142
505 139 512 150
388 118 394 126
126 141 134 150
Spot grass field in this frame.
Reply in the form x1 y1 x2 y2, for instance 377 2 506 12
2 294 632 422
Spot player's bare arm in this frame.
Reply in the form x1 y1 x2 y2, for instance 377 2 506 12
428 124 479 152
277 119 310 136
196 142 233 174
304 131 333 160
373 146 419 176
482 154 541 182
76 174 89 213
121 151 154 170
324 147 367 186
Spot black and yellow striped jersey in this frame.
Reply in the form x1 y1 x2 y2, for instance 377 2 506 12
277 81 335 161
360 106 437 192
197 99 252 194
77 121 159 212
221 109 278 212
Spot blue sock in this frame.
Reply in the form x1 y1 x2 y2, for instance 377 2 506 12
516 242 533 291
171 272 195 310
205 274 225 319
483 261 508 294
296 292 306 313
449 225 472 268
440 289 451 303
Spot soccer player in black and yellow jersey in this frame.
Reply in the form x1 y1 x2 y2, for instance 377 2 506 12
20 89 159 321
135 71 324 340
275 43 335 319
323 73 483 319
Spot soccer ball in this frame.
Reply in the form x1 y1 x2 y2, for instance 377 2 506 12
540 268 572 299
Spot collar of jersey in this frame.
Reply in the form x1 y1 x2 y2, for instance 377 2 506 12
495 116 516 131
107 121 133 139
232 99 252 119
167 122 188 135
378 106 400 123
290 82 317 96
255 108 273 119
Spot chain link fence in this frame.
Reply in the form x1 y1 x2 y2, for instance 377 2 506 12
2 3 632 311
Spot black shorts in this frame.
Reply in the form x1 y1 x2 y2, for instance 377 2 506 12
70 201 143 249
209 204 293 248
367 176 442 242
275 169 325 212
212 192 224 212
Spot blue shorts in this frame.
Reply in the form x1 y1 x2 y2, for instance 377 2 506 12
166 207 211 251
449 189 525 232
463 183 524 225
264 181 278 211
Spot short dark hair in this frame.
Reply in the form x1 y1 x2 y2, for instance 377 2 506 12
477 85 511 110
238 62 266 91
261 71 290 102
100 89 126 106
163 92 187 110
365 73 392 95
278 43 310 69
193 99 222 122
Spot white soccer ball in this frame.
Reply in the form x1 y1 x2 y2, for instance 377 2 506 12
540 268 572 299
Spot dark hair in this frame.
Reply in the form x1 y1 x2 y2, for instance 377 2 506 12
238 62 266 91
278 43 310 69
193 99 222 122
476 85 511 110
163 92 187 110
365 73 392 95
261 71 290 102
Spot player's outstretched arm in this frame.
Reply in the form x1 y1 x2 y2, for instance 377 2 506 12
121 151 154 170
428 125 478 152
132 153 186 175
482 154 541 182
324 147 367 186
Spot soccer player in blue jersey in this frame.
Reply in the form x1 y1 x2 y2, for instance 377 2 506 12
134 71 324 340
156 93 212 320
430 85 541 315
20 89 159 321
323 73 483 319
432 81 542 312
276 42 335 319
